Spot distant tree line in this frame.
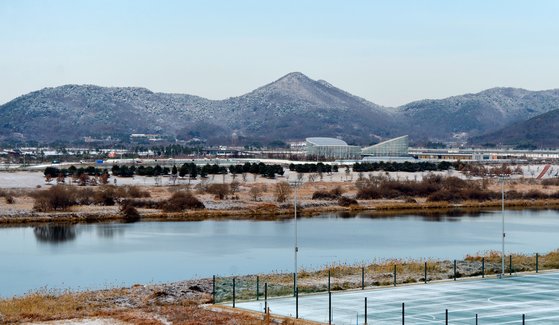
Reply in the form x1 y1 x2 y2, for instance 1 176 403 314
288 163 339 173
44 166 108 178
228 162 284 178
177 163 227 178
108 162 284 179
130 144 202 156
352 161 453 173
135 165 171 176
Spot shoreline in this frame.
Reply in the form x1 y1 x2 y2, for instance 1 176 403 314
2 198 559 226
1 250 558 323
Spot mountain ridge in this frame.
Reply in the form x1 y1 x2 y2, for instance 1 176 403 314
470 108 559 148
1 72 559 146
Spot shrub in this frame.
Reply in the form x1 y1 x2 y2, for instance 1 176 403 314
356 186 381 199
206 183 230 200
32 185 76 212
5 195 15 204
162 191 205 212
74 188 95 205
426 190 463 203
312 190 336 200
357 175 499 203
125 185 151 198
93 186 117 206
312 186 344 200
249 184 266 201
120 204 140 223
338 196 358 207
523 190 547 200
461 188 494 201
120 199 160 209
542 178 559 186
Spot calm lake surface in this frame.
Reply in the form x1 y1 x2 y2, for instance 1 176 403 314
2 209 559 297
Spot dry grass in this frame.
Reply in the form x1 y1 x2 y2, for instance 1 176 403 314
0 290 306 325
0 290 94 323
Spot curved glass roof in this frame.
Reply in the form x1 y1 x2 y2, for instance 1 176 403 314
306 137 348 146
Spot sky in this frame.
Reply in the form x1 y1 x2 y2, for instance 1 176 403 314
1 0 559 106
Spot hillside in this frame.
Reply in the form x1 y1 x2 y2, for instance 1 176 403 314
470 109 559 148
1 73 559 145
398 88 559 141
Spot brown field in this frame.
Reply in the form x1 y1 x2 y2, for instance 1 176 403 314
2 177 559 225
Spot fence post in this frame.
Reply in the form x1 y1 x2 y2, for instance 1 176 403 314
394 265 397 286
475 313 478 325
329 291 332 324
454 260 457 281
536 253 539 273
365 297 368 324
402 302 405 325
482 257 485 278
256 276 259 301
264 282 268 313
445 308 448 325
522 313 525 325
424 262 427 284
295 287 299 319
510 255 513 275
212 275 216 304
232 277 236 308
362 266 365 290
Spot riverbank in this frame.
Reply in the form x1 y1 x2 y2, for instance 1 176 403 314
1 250 558 324
2 198 559 225
3 170 559 225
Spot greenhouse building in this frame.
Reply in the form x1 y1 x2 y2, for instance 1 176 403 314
305 137 361 159
361 135 409 157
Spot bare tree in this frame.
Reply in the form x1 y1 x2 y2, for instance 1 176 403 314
308 173 317 182
230 180 241 196
56 173 65 184
100 173 110 185
207 183 230 200
274 181 292 203
249 185 263 201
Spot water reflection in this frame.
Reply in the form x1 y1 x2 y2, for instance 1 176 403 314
96 224 126 238
34 224 77 243
353 209 488 221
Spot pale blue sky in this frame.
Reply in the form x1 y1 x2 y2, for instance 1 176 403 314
1 0 558 106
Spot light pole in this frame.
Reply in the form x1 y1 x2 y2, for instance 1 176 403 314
290 180 301 291
500 175 506 278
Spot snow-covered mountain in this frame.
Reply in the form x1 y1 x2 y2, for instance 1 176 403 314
398 87 559 142
1 72 559 145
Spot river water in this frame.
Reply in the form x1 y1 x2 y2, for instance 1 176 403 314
1 209 559 297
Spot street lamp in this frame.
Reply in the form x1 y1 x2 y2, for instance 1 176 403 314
289 180 302 292
499 175 507 278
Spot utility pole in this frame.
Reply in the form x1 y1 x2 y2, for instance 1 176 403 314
501 176 506 278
